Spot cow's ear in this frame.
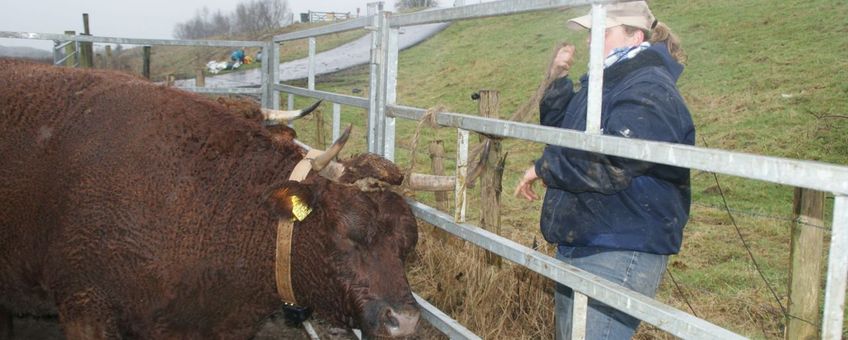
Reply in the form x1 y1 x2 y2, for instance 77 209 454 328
266 181 316 221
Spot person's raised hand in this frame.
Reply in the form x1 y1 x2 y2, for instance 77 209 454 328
514 166 541 201
549 44 576 79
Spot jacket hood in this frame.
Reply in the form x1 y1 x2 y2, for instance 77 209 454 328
649 42 684 81
579 42 685 87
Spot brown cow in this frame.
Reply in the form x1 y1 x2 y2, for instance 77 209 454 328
0 59 420 339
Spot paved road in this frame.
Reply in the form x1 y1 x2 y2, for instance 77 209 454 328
175 22 449 88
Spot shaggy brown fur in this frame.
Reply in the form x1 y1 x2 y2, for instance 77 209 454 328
0 59 419 339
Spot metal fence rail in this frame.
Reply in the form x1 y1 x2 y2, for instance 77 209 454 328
387 104 848 196
0 31 264 47
179 87 263 95
275 84 369 108
273 16 372 42
413 293 482 340
389 0 632 27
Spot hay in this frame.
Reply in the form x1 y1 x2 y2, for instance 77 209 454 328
408 223 555 339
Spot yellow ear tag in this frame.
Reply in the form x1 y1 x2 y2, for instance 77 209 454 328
291 195 312 222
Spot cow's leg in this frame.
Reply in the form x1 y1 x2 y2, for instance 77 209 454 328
56 289 120 340
0 307 11 340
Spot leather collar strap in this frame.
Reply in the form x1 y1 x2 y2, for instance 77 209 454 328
275 149 324 305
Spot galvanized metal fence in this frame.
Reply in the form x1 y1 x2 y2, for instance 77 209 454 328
3 0 848 338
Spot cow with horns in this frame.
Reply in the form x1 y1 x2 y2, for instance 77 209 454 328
0 59 428 339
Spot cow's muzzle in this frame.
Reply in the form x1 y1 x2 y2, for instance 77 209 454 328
382 306 420 337
363 302 420 338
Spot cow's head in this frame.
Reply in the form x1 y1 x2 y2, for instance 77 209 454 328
265 128 420 338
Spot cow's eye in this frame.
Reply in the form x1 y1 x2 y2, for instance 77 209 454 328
348 227 369 245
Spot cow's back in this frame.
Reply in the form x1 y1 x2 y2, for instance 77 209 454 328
0 60 140 314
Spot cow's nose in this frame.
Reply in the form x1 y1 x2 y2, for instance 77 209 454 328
382 307 420 337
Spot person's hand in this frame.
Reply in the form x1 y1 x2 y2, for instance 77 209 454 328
514 166 542 201
549 44 576 79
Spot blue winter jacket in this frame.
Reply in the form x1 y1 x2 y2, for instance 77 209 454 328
534 43 694 255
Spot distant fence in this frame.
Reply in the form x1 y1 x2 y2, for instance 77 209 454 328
301 11 354 23
3 0 848 339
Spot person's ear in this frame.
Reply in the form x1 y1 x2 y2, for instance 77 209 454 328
632 29 646 44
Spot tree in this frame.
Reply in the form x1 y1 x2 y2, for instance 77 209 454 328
173 0 292 39
395 0 438 10
233 0 292 35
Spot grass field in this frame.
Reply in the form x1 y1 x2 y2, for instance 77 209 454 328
140 1 847 338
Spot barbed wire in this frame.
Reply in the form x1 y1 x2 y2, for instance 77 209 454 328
691 202 832 232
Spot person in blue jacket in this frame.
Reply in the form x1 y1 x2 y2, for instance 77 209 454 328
513 1 694 339
230 48 246 63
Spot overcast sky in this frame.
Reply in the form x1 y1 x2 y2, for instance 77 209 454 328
1 0 402 50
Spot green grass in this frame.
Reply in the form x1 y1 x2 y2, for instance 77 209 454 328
110 1 848 337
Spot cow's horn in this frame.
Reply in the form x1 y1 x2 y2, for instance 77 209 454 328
311 124 352 173
406 173 456 192
261 100 323 121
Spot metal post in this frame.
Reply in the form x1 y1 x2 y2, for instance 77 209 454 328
585 4 606 134
573 11 596 320
454 129 469 223
272 43 281 110
333 103 341 140
823 195 848 339
366 2 384 154
63 31 77 67
572 293 588 340
287 93 295 129
260 42 272 108
383 26 399 161
52 40 61 65
308 37 316 91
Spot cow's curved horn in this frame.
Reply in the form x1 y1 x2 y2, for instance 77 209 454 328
406 173 456 192
311 124 352 172
261 100 323 121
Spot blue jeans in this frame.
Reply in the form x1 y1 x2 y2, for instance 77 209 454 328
554 246 668 340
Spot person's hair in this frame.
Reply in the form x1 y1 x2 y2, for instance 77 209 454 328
623 21 687 64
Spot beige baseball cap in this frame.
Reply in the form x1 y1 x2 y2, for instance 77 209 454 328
567 1 656 31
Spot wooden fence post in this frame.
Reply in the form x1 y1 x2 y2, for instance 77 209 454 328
195 69 205 87
142 46 151 80
315 106 326 150
63 31 77 67
429 140 449 212
427 140 452 243
478 89 503 267
786 188 825 340
104 45 112 69
80 13 94 68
